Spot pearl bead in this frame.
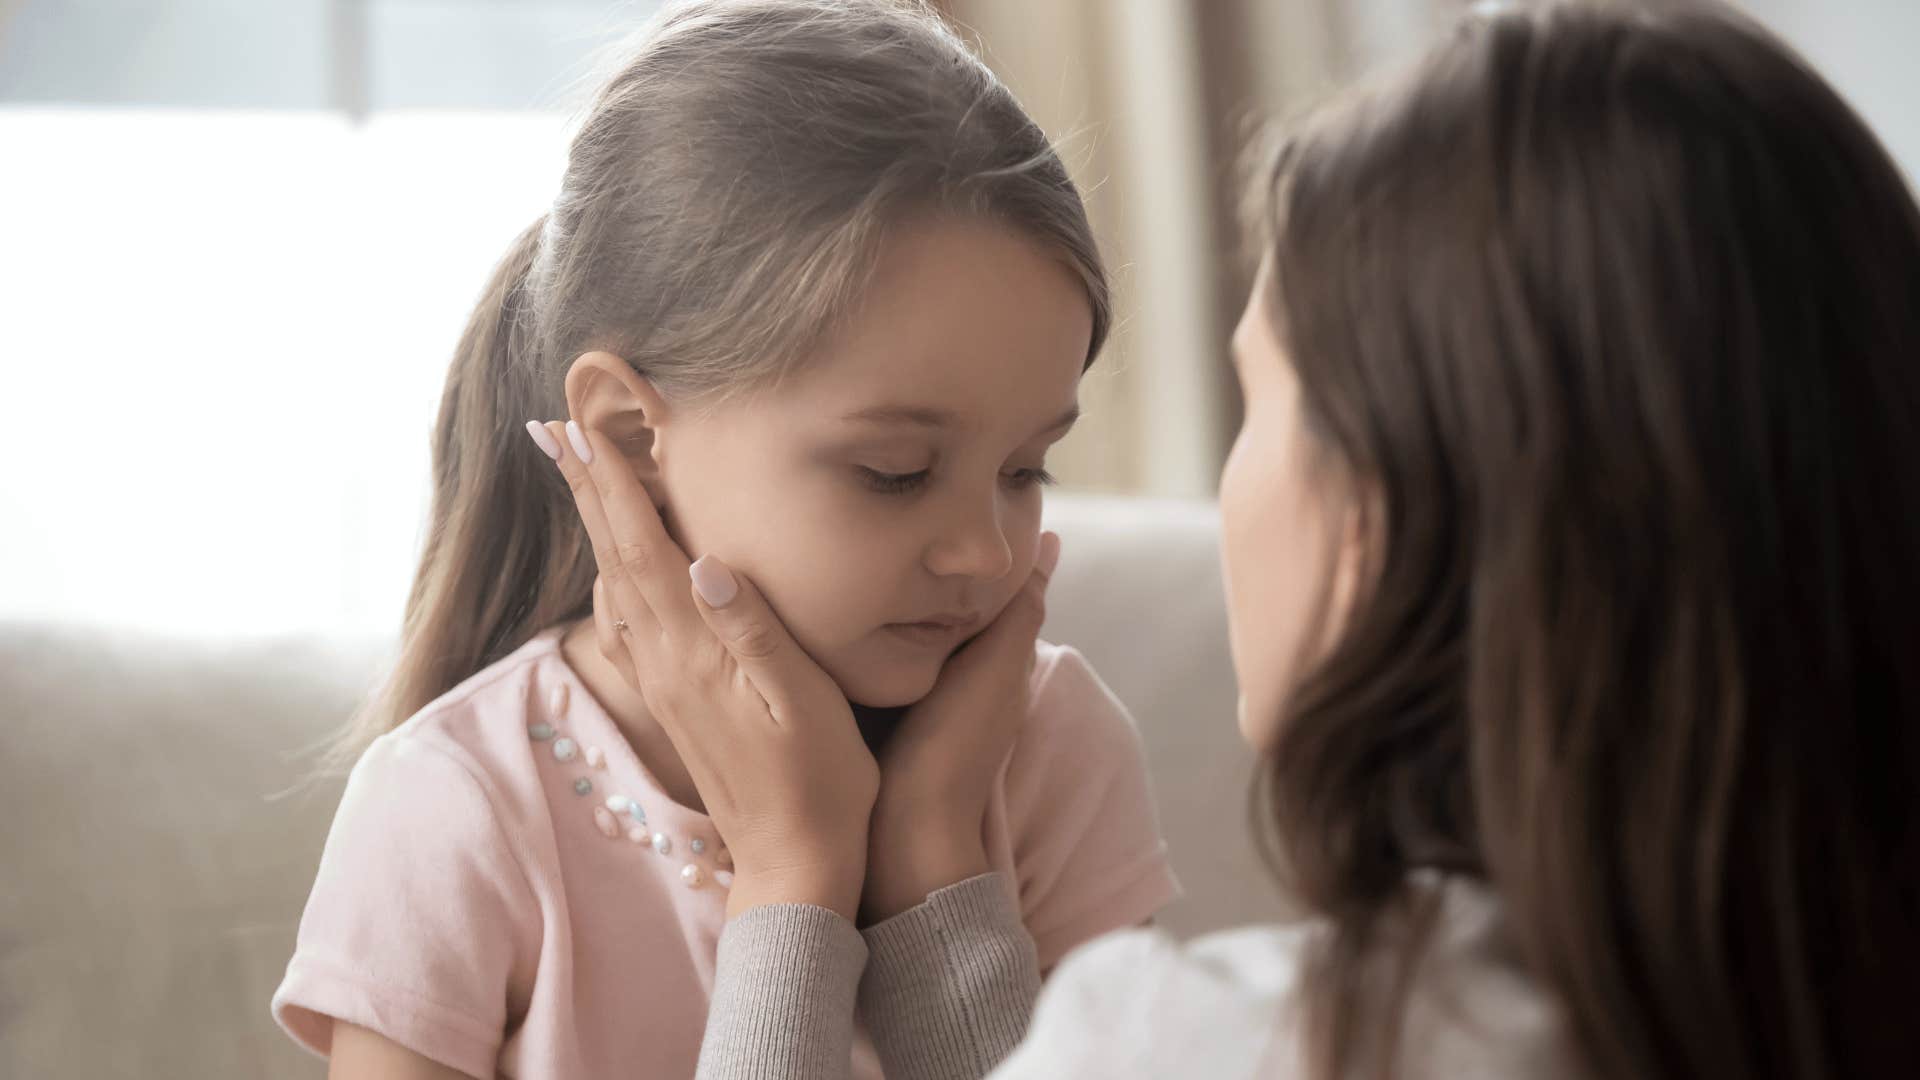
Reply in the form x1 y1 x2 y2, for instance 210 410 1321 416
549 682 569 716
605 795 632 814
714 870 734 888
689 838 706 855
628 826 649 843
652 833 673 856
584 745 605 769
572 777 593 796
527 723 555 742
551 737 578 762
681 864 705 888
592 806 621 839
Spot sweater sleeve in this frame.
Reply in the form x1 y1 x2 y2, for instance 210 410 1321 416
696 903 870 1080
694 874 1041 1080
858 873 1042 1080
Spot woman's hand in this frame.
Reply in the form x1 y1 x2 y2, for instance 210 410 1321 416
859 532 1061 924
536 420 879 921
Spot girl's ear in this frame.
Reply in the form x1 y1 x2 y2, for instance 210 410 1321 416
563 351 672 502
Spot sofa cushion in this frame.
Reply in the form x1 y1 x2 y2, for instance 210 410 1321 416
0 627 377 1078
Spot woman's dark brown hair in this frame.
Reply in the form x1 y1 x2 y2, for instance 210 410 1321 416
1255 3 1920 1078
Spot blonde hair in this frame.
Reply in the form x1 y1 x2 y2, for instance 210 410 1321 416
345 0 1110 756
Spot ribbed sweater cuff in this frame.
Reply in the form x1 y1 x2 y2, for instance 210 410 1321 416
697 903 869 1080
858 873 1042 1080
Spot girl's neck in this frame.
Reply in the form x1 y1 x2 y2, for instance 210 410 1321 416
556 618 707 815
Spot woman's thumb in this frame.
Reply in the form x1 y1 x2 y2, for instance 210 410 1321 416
689 556 814 691
1036 530 1063 582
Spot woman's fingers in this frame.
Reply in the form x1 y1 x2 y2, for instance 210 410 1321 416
537 421 659 662
573 422 710 643
539 420 703 645
687 555 836 722
593 576 637 685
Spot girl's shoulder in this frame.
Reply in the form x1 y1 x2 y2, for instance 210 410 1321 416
368 628 575 825
389 628 569 755
1008 640 1148 804
1024 639 1130 738
1001 642 1180 966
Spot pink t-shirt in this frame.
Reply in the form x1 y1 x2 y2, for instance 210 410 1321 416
272 629 1178 1078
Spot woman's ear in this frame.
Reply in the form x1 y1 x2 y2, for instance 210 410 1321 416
563 351 673 502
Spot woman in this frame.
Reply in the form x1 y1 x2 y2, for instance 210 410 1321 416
549 2 1920 1077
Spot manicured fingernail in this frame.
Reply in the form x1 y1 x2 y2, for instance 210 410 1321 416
565 420 594 464
690 556 738 608
1038 531 1062 577
525 420 562 461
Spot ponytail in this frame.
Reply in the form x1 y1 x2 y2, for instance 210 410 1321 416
335 216 596 761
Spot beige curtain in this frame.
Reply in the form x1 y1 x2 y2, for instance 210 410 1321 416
942 0 1448 496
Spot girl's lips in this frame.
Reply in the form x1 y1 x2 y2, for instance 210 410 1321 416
882 618 978 648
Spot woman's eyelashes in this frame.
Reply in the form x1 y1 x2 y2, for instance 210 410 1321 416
854 465 1056 496
1009 466 1057 489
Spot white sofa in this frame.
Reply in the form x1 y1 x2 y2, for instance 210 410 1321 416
0 495 1285 1078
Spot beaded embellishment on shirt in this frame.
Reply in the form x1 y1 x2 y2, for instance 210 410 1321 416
532 680 730 891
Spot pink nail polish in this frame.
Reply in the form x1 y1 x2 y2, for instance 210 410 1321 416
565 420 594 464
1038 531 1062 576
525 421 562 461
690 556 739 608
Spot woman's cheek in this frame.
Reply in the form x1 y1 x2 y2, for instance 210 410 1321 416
1220 426 1285 747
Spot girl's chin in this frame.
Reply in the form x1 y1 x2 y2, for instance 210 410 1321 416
828 656 943 710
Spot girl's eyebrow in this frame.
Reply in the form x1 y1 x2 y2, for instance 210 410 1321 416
842 403 1081 437
841 405 955 429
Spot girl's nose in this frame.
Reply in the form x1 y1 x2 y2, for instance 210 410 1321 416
923 501 1015 582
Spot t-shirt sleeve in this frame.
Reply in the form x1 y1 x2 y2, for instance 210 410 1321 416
271 731 538 1079
1003 644 1182 970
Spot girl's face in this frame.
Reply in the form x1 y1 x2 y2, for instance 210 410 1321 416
653 216 1092 706
1219 272 1360 751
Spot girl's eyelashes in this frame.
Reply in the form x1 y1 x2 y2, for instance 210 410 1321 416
858 467 931 495
856 465 1056 496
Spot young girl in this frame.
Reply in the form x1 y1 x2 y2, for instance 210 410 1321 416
270 1 1178 1076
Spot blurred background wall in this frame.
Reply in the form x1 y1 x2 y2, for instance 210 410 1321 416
1 0 1915 640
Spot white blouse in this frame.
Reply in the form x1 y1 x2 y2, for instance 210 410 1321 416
995 876 1569 1078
